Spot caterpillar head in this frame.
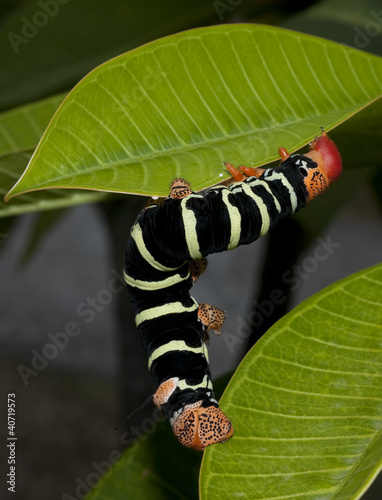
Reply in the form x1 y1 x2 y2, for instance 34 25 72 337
307 131 343 183
280 131 342 201
171 401 233 451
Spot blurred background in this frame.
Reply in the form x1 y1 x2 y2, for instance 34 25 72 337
1 1 382 499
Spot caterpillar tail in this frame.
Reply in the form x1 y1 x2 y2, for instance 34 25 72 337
153 378 233 451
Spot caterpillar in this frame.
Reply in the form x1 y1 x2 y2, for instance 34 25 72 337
123 131 342 450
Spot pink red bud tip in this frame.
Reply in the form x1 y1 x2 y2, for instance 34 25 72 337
310 131 342 183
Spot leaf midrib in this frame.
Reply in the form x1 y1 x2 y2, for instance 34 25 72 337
31 104 364 183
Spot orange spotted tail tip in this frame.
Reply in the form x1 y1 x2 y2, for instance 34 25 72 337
172 401 233 450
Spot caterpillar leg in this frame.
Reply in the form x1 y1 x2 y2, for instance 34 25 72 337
278 147 290 161
224 161 246 182
238 166 265 178
170 178 192 199
144 196 164 210
224 161 265 181
224 145 296 181
198 303 226 335
189 257 208 282
153 377 178 410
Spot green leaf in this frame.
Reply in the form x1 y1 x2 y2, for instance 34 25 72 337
200 263 382 499
282 0 382 57
0 93 65 155
86 420 201 500
0 95 114 217
0 151 111 218
6 25 382 200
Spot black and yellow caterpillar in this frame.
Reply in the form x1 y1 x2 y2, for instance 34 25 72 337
124 132 342 450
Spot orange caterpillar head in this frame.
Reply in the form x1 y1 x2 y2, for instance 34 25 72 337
171 401 233 451
280 130 342 201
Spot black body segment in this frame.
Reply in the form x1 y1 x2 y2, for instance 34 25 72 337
124 158 312 430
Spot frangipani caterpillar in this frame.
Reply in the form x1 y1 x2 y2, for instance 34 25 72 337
123 131 342 450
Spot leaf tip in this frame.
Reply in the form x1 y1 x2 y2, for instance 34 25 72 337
4 182 23 202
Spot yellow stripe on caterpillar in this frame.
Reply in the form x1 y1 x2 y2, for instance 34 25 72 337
131 223 179 272
180 195 203 259
135 299 199 327
148 341 209 371
153 374 213 412
239 182 271 236
245 177 282 213
123 270 190 291
220 189 241 250
263 171 298 211
176 373 212 391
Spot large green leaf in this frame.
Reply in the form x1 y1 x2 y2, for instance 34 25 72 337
200 263 382 499
6 24 382 200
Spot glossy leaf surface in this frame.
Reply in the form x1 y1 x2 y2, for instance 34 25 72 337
200 263 382 499
0 95 111 217
6 25 382 199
